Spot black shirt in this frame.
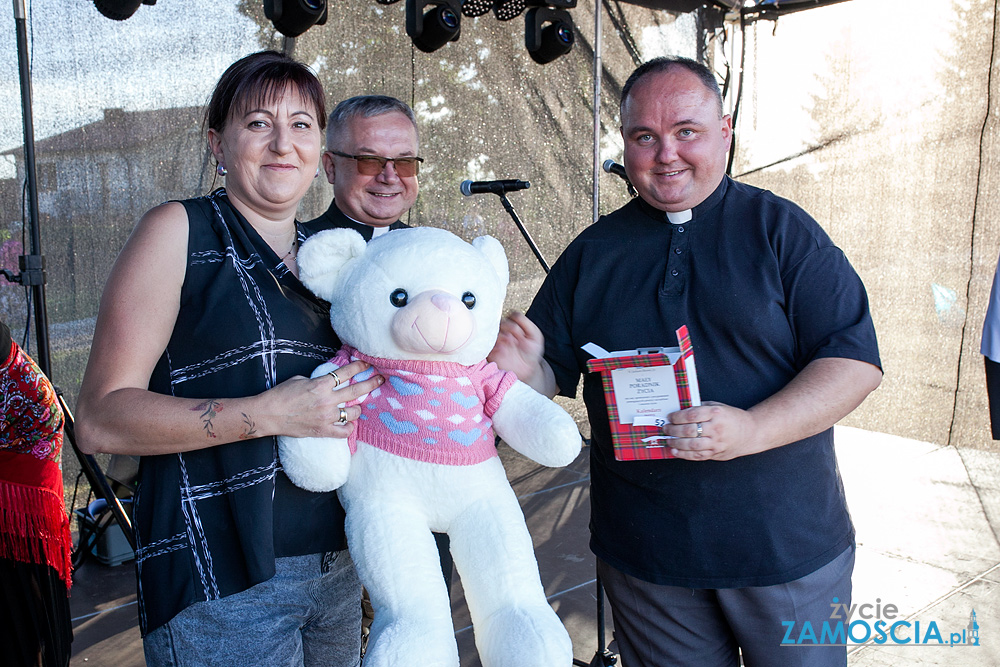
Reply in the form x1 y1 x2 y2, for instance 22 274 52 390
528 177 881 588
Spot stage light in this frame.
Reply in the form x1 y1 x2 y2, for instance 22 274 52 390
406 0 461 52
493 0 527 20
93 0 156 21
493 0 573 21
461 0 495 17
264 0 328 38
525 7 574 64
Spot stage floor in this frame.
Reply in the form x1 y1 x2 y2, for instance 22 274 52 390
67 426 1000 665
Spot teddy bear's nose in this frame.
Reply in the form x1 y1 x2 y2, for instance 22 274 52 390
431 292 459 312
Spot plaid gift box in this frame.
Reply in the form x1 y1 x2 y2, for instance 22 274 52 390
585 326 698 461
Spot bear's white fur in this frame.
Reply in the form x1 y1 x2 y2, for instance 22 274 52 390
278 227 581 667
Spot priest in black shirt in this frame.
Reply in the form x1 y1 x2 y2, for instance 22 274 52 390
490 58 883 667
308 95 421 239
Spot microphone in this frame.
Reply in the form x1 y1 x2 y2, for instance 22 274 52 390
460 179 531 196
603 159 638 198
603 159 628 180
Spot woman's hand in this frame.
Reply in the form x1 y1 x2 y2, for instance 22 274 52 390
259 360 383 439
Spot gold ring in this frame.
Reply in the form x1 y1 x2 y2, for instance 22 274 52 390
329 370 341 388
337 407 348 425
696 422 703 438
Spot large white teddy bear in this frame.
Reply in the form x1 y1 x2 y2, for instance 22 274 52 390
278 226 582 667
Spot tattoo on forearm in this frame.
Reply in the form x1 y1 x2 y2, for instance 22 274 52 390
192 399 223 438
238 413 258 440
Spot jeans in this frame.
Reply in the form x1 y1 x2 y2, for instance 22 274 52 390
144 551 362 667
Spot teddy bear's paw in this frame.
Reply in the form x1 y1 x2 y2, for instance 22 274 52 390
277 435 351 492
492 382 582 468
476 604 574 667
363 619 459 667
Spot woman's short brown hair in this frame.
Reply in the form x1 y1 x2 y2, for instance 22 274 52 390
205 50 326 133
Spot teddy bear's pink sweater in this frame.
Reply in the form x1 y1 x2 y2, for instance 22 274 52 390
332 345 517 466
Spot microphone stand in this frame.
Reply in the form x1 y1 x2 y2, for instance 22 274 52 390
493 190 621 666
8 0 49 362
4 0 135 554
495 193 550 274
489 183 614 667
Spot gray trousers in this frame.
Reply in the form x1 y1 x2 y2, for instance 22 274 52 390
599 545 855 667
144 551 363 667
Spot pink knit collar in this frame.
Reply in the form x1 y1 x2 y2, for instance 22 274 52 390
341 344 489 377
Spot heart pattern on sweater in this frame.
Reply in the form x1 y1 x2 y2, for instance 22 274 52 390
448 428 484 446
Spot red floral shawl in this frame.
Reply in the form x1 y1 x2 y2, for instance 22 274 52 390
0 336 71 588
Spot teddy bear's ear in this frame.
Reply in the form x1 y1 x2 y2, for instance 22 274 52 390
297 229 368 302
472 235 509 288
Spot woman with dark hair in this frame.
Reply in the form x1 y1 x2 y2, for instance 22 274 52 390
75 51 381 666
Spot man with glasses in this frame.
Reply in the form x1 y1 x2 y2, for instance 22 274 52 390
309 95 423 239
307 95 452 648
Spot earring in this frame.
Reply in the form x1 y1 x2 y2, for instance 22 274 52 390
217 164 227 177
315 167 321 178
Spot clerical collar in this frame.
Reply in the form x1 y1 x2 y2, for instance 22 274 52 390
340 211 392 237
637 176 730 224
665 209 692 224
333 201 397 239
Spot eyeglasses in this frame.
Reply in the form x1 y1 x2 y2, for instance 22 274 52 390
328 150 424 177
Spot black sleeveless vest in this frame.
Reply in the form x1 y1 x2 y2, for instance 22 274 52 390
136 189 345 635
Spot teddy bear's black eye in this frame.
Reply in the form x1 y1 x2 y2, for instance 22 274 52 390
390 288 408 308
462 292 476 310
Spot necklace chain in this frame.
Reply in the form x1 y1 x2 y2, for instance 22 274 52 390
280 236 297 261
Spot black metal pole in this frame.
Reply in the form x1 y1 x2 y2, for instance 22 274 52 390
13 0 51 375
497 193 550 274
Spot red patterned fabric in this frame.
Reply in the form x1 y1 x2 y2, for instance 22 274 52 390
0 338 72 588
585 326 695 462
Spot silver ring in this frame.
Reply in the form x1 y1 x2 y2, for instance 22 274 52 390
329 370 341 388
337 407 348 425
696 422 703 438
